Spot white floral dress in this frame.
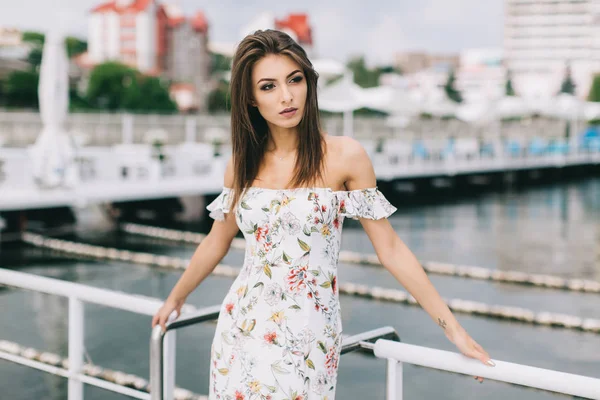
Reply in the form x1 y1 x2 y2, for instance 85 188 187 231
206 186 396 400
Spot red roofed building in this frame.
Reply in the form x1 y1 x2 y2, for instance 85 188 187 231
275 14 313 47
86 0 211 111
241 12 314 57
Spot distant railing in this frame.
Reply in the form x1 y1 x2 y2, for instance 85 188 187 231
0 110 578 147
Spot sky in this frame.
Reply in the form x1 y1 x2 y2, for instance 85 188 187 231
0 0 504 66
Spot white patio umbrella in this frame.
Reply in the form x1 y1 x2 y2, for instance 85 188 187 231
420 89 459 118
456 95 533 124
29 28 77 188
363 86 421 117
540 93 586 120
318 74 364 137
312 58 347 81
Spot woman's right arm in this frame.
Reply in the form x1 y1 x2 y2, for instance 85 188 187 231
152 158 239 331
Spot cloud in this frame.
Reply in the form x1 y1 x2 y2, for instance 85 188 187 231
311 7 352 62
363 14 410 66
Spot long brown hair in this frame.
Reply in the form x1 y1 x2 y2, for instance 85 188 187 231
228 29 325 210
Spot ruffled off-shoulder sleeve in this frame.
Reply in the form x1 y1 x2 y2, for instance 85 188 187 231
206 187 233 221
337 187 397 220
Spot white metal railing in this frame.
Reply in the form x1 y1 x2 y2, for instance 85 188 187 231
3 268 600 400
2 141 599 211
0 268 197 400
373 340 600 400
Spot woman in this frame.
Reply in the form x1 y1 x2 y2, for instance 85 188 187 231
153 29 494 399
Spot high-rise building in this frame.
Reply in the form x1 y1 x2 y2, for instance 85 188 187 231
504 0 600 98
89 0 160 73
85 0 210 110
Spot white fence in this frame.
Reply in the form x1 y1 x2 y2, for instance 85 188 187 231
0 111 575 148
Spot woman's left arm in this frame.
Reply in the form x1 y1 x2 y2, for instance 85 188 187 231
341 137 495 378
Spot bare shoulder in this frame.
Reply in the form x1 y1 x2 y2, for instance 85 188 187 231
224 156 234 188
325 135 370 164
324 135 374 187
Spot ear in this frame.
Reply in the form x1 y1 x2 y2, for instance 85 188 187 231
250 99 257 107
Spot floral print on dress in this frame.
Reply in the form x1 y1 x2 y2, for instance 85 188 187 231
206 186 395 400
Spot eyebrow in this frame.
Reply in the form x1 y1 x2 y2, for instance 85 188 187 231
257 69 302 85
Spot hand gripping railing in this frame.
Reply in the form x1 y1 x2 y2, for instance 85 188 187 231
149 305 221 400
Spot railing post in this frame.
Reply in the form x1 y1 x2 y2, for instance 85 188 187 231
163 331 176 400
184 117 196 143
122 114 134 145
386 359 403 400
68 297 84 400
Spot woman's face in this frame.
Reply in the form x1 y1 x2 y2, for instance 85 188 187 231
251 54 307 130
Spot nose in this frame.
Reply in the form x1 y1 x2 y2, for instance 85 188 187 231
281 85 293 104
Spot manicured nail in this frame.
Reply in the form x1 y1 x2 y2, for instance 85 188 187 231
486 360 496 367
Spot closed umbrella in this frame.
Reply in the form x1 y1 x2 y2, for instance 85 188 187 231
29 29 77 188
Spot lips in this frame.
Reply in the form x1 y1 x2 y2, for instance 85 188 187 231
280 107 298 118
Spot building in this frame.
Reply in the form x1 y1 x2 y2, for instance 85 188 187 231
0 27 23 47
86 0 210 111
456 48 505 102
394 52 459 75
160 5 210 110
504 0 600 98
0 27 31 80
89 0 160 74
239 12 314 58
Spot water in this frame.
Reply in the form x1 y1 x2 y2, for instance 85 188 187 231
2 178 600 399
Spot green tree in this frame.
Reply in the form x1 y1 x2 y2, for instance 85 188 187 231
88 62 176 112
559 64 576 95
87 62 137 110
21 31 45 47
4 70 39 108
347 56 381 88
65 37 87 58
587 74 600 102
0 79 5 107
377 65 402 75
207 81 230 113
444 68 463 103
131 76 177 113
22 32 87 70
505 70 515 96
210 53 232 75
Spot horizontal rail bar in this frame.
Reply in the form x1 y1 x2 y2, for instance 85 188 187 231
0 268 195 316
373 340 600 399
0 351 150 400
341 326 400 355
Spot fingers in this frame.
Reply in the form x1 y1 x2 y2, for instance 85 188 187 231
469 339 494 367
473 376 484 383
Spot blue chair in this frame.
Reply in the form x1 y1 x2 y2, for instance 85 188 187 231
412 141 429 160
580 128 600 151
547 140 569 155
527 138 546 156
505 140 521 157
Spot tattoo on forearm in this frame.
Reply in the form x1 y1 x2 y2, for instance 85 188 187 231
438 318 447 330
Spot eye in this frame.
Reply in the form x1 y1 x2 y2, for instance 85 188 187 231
260 83 274 91
290 75 304 83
